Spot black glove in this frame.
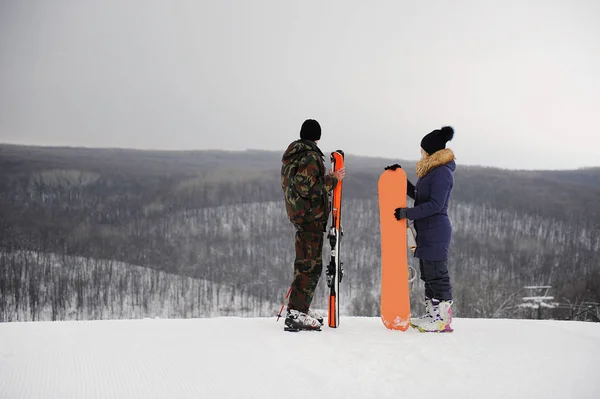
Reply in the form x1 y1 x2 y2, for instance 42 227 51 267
384 164 402 171
394 207 408 220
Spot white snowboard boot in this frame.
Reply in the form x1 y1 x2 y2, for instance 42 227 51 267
410 297 434 324
410 298 453 333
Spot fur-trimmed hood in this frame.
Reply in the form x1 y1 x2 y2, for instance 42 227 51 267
416 148 456 178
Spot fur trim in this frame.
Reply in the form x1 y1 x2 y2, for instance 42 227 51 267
416 148 455 178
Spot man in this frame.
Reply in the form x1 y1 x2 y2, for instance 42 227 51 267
280 119 346 331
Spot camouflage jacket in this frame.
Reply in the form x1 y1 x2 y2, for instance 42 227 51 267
281 139 338 229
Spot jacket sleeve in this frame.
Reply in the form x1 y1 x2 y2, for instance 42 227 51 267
407 180 416 200
292 152 338 199
406 169 452 220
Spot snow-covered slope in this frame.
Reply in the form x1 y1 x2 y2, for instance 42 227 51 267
1 316 598 399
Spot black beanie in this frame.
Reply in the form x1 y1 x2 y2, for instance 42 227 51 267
420 126 454 154
300 119 321 141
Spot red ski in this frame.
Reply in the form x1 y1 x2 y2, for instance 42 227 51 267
327 150 344 328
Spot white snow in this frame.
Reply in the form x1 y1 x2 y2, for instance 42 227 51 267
1 316 599 399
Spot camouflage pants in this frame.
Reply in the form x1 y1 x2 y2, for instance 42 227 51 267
287 229 324 314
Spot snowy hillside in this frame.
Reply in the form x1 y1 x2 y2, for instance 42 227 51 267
1 317 598 399
2 144 600 323
0 251 278 322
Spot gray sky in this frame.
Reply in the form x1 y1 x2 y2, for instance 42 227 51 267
1 0 599 170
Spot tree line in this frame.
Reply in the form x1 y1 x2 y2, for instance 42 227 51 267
1 198 598 322
1 145 599 322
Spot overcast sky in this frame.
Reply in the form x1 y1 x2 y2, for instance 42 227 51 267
1 0 599 170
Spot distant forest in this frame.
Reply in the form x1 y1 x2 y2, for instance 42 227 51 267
1 144 599 322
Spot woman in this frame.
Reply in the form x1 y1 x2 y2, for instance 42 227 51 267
394 126 456 332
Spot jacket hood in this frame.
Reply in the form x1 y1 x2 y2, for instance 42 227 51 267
282 139 324 165
416 148 456 178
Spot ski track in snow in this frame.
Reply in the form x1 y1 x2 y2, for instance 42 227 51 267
0 317 599 399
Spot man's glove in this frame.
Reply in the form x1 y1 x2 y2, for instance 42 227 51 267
384 164 402 171
394 207 408 220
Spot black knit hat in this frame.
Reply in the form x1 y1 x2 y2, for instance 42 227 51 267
420 126 454 154
300 119 321 141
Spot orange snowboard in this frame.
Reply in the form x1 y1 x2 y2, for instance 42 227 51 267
378 166 411 330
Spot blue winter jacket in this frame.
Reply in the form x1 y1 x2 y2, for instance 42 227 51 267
406 149 456 261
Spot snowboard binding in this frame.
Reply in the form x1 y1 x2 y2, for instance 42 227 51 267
326 260 344 287
384 163 402 171
408 265 417 283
